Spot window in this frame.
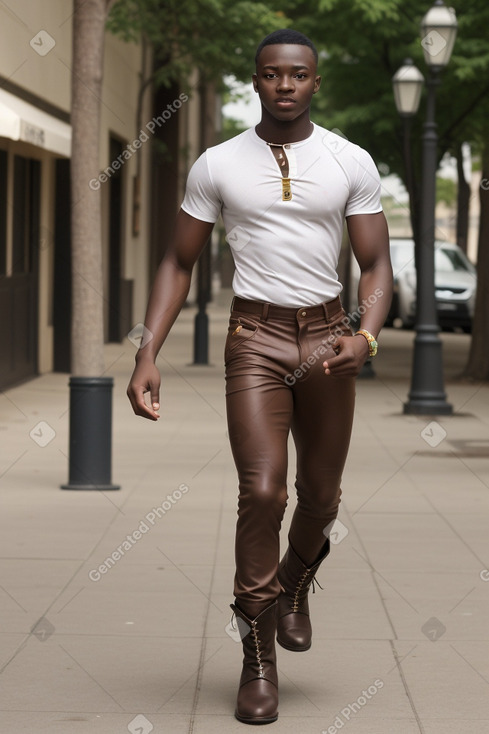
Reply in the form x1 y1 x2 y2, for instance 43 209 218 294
0 150 6 275
12 155 40 274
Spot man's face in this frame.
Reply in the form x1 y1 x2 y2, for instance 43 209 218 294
253 44 321 123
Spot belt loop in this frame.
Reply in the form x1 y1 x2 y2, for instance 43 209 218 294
231 296 236 313
322 301 329 323
262 302 270 321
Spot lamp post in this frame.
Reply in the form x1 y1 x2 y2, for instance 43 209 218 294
193 242 211 364
193 76 213 365
392 59 424 254
403 0 457 415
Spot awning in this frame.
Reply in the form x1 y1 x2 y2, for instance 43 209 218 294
0 88 71 157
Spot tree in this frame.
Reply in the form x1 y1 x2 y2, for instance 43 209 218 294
107 0 287 89
455 143 470 252
71 0 116 375
463 134 489 380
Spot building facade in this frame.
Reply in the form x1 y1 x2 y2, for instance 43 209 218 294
0 0 206 389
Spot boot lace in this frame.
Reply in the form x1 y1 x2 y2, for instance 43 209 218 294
230 610 265 678
251 620 264 677
292 571 323 612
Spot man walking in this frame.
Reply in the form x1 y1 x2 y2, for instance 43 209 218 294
127 29 393 725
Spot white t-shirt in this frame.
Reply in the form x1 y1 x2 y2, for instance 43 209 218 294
181 123 382 307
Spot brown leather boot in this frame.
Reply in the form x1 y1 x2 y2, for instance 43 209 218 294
230 600 279 724
276 539 330 652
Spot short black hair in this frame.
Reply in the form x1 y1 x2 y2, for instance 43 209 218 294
255 29 318 66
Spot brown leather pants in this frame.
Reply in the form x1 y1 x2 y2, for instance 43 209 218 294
225 296 356 617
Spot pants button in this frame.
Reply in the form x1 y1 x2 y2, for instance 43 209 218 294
301 310 307 317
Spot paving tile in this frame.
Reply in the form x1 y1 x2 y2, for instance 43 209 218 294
0 634 203 715
46 587 209 638
393 640 489 719
350 512 477 573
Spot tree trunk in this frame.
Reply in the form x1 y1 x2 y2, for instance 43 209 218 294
456 143 470 254
463 143 489 380
70 0 110 375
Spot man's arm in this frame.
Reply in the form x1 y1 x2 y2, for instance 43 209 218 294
323 211 393 376
127 209 215 420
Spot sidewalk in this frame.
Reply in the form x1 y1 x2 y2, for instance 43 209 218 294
1 300 488 734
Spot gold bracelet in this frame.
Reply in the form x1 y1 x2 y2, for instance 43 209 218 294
355 329 378 357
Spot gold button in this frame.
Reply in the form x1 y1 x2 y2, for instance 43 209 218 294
301 310 307 317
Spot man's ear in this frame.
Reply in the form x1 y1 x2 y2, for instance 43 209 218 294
252 72 259 93
313 75 321 94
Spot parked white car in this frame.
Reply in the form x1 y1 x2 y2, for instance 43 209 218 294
349 238 477 331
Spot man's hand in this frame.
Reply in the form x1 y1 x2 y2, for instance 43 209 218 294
323 335 369 377
127 360 161 420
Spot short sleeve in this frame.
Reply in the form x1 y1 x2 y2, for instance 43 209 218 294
181 152 221 223
345 148 383 217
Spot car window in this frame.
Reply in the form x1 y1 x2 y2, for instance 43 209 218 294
436 247 472 272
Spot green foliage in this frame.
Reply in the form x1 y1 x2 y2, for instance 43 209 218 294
220 116 248 142
281 0 489 187
107 0 288 87
318 0 401 23
436 176 457 207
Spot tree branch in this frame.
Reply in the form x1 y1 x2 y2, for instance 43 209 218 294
439 82 489 150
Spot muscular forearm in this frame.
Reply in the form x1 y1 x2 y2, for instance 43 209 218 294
127 211 213 419
356 262 393 338
135 254 192 364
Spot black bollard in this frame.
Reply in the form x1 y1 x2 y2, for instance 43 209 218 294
192 240 211 365
193 308 209 364
61 376 120 490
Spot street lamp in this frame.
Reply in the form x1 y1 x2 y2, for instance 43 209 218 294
420 0 457 69
393 59 424 117
392 59 424 251
403 0 457 415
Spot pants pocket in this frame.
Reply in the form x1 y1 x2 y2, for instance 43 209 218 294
224 316 259 360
